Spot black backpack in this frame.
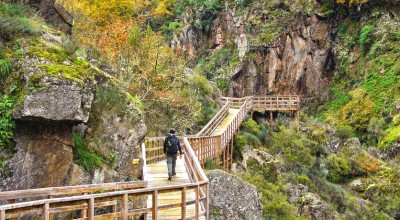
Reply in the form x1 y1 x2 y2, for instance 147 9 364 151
166 135 179 154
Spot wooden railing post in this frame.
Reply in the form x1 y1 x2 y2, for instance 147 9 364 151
0 210 5 220
152 190 158 220
122 193 128 220
88 198 94 220
195 185 200 219
181 187 186 219
42 203 49 220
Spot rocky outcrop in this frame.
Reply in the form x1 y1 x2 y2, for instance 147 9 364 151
172 3 337 98
14 77 93 123
206 170 263 220
85 112 147 181
0 122 89 191
286 183 339 220
0 29 146 191
226 12 336 97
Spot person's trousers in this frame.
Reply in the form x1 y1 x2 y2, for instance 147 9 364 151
166 154 177 176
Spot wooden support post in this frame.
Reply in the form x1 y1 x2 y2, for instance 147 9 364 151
195 186 200 219
7 200 16 220
88 198 94 220
181 187 186 219
122 194 128 220
42 203 49 220
269 111 273 127
222 149 226 170
152 190 158 220
0 210 5 220
206 184 210 220
112 200 118 220
230 137 234 170
47 196 54 220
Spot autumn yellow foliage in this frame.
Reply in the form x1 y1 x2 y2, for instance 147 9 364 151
336 0 369 5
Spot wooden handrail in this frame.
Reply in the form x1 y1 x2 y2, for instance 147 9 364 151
0 181 147 202
196 101 229 137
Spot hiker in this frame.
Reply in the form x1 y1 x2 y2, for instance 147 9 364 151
164 128 183 180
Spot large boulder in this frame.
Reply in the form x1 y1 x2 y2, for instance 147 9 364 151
0 122 89 191
14 77 93 123
206 170 263 220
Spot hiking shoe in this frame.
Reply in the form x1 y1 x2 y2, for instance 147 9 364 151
168 175 172 181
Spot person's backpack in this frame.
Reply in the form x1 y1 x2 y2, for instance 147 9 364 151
166 135 179 154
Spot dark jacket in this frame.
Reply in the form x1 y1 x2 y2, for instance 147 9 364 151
163 133 182 155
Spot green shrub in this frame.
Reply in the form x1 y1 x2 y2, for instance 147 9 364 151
243 132 262 146
378 126 400 149
336 124 355 139
92 85 127 117
72 133 103 172
367 117 385 143
269 126 317 171
359 25 375 52
241 119 260 134
393 114 400 125
233 134 246 159
242 173 303 219
326 154 350 183
0 90 16 150
205 157 219 170
297 174 311 186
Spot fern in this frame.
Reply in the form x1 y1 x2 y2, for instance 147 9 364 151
0 59 11 80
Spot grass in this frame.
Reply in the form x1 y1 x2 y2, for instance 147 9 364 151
0 58 12 81
0 3 41 41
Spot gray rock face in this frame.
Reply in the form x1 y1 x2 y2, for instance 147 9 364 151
241 146 274 168
286 183 338 220
206 170 263 220
85 109 147 181
0 122 89 191
14 77 93 123
173 5 336 97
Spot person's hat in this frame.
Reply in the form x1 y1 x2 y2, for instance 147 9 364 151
169 128 176 134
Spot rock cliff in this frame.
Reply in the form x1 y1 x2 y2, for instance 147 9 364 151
172 2 338 99
0 29 147 190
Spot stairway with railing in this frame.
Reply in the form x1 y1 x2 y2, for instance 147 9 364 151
0 95 300 220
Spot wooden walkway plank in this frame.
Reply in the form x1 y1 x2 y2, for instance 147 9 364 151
145 158 205 219
211 109 240 136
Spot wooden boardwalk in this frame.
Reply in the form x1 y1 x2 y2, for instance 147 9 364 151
145 158 205 220
211 109 239 136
